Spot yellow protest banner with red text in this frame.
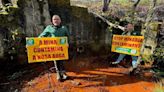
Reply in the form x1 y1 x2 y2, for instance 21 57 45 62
26 37 68 63
111 35 144 56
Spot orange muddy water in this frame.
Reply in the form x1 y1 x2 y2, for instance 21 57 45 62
17 56 157 92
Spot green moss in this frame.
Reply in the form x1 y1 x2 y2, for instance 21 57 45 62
0 4 20 23
0 11 9 15
142 54 154 63
149 22 160 31
154 48 164 59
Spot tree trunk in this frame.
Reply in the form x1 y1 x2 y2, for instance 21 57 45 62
102 0 111 12
137 0 157 64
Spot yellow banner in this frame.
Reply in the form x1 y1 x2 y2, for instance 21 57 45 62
111 35 144 56
26 37 69 63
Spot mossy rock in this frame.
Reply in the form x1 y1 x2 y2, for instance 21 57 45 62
149 22 161 31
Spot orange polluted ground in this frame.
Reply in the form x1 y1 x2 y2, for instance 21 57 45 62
19 56 157 92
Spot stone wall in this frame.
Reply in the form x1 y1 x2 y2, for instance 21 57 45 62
47 0 112 54
0 0 112 61
19 0 51 37
20 0 111 46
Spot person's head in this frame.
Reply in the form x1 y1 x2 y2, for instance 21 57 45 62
52 15 61 26
125 23 134 31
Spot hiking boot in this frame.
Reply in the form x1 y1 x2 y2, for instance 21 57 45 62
111 61 120 64
62 73 68 80
129 67 137 76
129 67 134 72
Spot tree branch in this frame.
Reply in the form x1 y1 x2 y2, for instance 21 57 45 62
88 10 125 31
137 0 157 65
133 0 141 9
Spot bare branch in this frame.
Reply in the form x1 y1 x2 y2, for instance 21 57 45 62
133 0 141 9
89 10 125 31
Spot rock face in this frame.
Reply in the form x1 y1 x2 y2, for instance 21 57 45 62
21 0 111 45
21 0 51 37
0 33 4 58
0 0 163 64
140 5 164 59
0 0 51 60
0 0 111 63
151 5 164 70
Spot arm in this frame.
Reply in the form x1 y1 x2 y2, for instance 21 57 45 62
38 25 52 37
122 31 128 35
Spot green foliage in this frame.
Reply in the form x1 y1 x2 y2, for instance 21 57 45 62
110 0 162 6
154 48 164 59
139 0 150 5
0 1 24 56
0 7 20 29
0 1 19 15
153 47 164 71
142 54 154 63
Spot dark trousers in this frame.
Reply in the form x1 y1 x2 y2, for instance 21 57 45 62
54 60 65 73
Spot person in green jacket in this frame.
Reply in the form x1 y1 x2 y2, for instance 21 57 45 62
39 15 70 82
112 23 142 75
